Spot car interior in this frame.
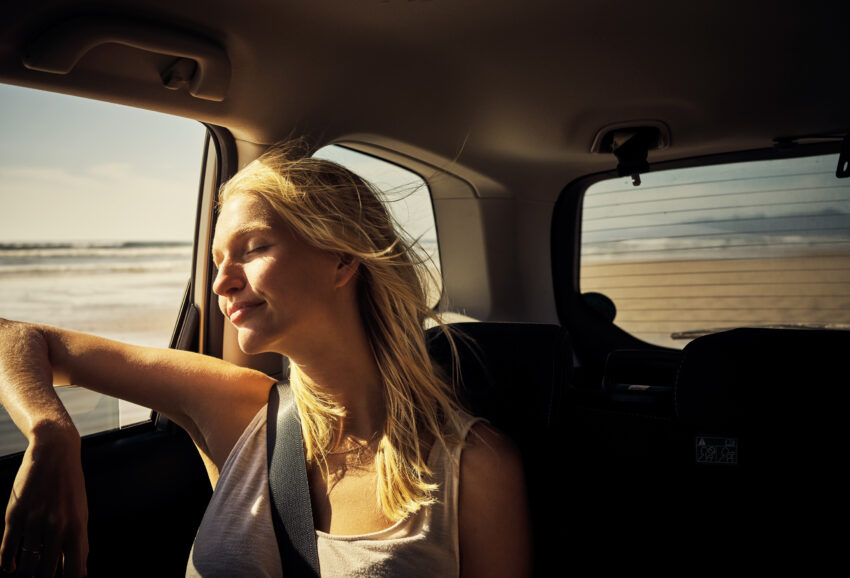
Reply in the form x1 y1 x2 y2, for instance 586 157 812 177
1 0 848 575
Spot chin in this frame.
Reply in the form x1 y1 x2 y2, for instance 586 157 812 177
236 331 269 355
237 327 289 356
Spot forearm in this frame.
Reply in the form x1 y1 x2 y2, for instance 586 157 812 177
0 318 88 576
0 319 77 443
1 317 275 467
12 320 196 425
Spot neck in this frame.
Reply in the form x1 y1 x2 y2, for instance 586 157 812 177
287 312 385 442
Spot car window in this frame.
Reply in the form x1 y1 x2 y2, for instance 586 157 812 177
0 84 205 456
313 145 442 307
579 153 850 348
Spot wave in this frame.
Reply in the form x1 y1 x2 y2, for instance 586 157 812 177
0 241 192 260
582 233 850 263
0 241 192 276
0 261 190 275
0 241 192 250
0 241 192 259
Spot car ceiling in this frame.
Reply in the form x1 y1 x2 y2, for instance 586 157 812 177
2 0 848 201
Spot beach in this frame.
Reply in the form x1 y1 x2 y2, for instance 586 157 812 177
581 251 850 348
0 239 448 455
0 242 192 454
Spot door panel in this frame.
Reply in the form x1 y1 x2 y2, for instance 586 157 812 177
0 422 210 576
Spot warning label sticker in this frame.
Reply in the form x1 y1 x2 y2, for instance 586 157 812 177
695 436 738 465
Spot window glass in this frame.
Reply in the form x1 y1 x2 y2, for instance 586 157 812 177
0 85 205 455
313 145 442 306
580 154 850 348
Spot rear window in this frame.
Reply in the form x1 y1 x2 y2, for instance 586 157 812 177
579 153 850 348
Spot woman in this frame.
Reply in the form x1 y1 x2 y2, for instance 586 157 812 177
0 142 531 577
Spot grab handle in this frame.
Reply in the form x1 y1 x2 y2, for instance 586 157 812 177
23 16 230 102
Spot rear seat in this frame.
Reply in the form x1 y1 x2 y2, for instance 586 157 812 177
426 322 572 576
676 327 848 469
568 327 849 569
427 323 847 570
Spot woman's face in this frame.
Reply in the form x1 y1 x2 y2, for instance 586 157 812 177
211 193 342 356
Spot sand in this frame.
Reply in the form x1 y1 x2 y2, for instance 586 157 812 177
580 251 850 348
0 268 188 450
0 269 187 347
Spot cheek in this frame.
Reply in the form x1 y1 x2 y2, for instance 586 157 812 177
298 267 337 306
254 264 285 297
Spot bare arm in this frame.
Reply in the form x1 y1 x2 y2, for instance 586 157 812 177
4 320 275 467
0 319 88 576
459 423 532 578
0 318 276 575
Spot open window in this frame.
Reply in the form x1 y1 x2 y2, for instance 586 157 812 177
0 84 206 456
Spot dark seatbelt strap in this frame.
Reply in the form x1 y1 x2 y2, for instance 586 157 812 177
267 382 321 577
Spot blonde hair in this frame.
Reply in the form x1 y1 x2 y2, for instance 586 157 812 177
219 140 465 521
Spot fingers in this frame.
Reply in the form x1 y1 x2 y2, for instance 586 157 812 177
0 510 21 573
16 540 45 577
1 438 89 578
0 534 88 578
61 535 88 578
0 538 18 574
34 540 61 578
1 505 87 578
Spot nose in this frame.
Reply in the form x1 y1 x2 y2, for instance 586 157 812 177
212 258 245 298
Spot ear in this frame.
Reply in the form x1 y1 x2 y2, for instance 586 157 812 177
334 253 360 289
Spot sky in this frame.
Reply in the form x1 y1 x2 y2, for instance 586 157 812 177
0 83 437 246
581 153 850 262
314 144 438 247
0 83 206 243
1 79 845 259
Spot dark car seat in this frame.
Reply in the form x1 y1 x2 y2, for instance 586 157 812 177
426 322 572 577
567 327 848 571
674 328 847 567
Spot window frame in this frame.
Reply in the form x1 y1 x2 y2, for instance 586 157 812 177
321 139 508 322
552 141 846 374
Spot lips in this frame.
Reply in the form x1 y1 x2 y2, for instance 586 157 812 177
227 300 264 325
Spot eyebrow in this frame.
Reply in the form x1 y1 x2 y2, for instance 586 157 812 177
211 223 275 264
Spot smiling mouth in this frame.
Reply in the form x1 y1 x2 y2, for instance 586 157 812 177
228 302 264 325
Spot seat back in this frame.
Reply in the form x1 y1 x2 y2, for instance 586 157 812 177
566 327 849 570
426 322 572 576
427 322 570 436
675 328 848 568
676 327 849 468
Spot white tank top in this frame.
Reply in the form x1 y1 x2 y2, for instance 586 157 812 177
186 406 482 577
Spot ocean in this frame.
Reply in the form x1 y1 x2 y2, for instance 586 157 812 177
0 239 444 455
0 241 193 455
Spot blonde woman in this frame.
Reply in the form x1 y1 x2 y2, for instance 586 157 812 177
0 142 531 577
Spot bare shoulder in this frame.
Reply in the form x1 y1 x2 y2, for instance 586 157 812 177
461 423 523 479
463 422 520 459
459 422 531 578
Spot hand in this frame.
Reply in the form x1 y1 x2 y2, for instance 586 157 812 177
0 425 88 577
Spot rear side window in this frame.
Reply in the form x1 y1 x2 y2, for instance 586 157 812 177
313 145 442 307
580 154 850 348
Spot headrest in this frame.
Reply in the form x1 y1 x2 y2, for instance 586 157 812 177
676 328 849 428
426 322 572 436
